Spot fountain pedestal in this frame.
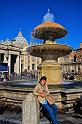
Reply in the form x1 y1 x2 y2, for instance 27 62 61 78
38 60 62 84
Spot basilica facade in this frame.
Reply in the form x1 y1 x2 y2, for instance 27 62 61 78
0 31 41 75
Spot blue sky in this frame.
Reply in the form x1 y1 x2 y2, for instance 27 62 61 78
0 0 82 50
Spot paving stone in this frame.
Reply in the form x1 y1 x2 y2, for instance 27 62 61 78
0 109 82 124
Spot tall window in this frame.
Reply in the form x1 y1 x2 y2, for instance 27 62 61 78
74 55 77 62
32 64 35 70
28 66 30 70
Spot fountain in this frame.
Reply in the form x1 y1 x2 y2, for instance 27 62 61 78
27 9 72 84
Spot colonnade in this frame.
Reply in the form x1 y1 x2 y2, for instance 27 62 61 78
62 62 82 73
0 50 21 75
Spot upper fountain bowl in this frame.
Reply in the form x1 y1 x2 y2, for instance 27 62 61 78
32 21 67 41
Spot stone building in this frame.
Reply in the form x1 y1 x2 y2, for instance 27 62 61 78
76 42 82 62
58 43 82 74
0 31 41 75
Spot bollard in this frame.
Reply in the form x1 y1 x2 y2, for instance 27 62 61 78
22 93 40 124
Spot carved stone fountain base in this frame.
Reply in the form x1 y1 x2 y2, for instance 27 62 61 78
38 60 62 84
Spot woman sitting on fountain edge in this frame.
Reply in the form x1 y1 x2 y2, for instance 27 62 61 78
33 76 59 124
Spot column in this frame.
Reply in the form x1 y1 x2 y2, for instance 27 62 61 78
18 55 20 74
74 64 76 72
8 54 11 75
81 64 82 73
24 53 28 71
71 64 73 71
20 55 21 74
80 64 82 73
67 64 69 72
16 55 20 74
30 55 32 70
70 65 72 71
22 93 39 124
23 54 26 71
73 64 74 71
4 54 7 63
65 65 67 72
76 65 78 73
35 57 37 70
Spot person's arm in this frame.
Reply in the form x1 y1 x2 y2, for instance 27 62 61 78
42 85 50 97
33 84 46 97
33 85 40 96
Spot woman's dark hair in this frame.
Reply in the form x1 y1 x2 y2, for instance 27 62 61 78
39 76 47 83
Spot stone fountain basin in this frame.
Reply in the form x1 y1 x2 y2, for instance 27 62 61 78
32 21 67 39
0 80 82 90
27 44 72 60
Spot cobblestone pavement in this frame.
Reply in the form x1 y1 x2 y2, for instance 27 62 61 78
0 110 82 124
40 112 82 124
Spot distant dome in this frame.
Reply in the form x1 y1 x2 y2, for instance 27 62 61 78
12 31 28 47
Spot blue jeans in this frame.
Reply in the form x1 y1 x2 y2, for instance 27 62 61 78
42 101 59 124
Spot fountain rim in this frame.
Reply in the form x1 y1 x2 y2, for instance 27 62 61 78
28 43 73 50
27 43 73 60
33 21 67 30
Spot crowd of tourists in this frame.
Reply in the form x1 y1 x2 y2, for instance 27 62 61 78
0 69 82 81
0 70 38 81
63 70 82 80
0 72 9 81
